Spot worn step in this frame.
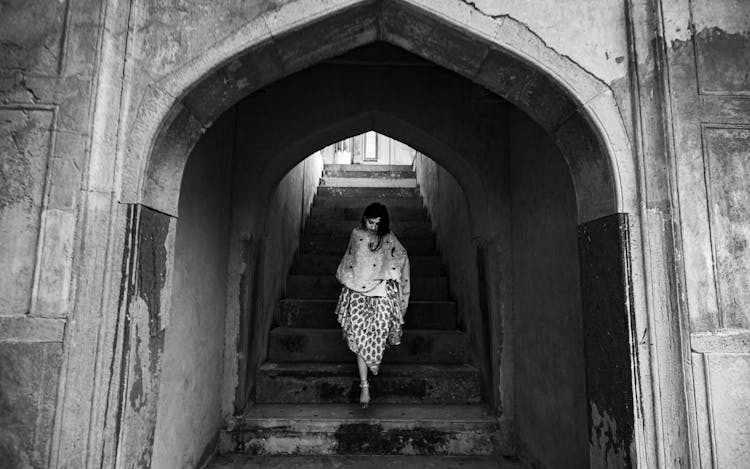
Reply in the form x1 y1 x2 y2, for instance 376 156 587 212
299 235 436 256
324 164 414 172
321 177 417 188
313 197 423 210
291 254 444 276
323 168 416 179
317 187 420 199
256 363 481 404
305 220 433 238
267 328 467 363
309 206 428 222
208 454 527 469
286 275 448 300
279 299 457 329
225 404 501 456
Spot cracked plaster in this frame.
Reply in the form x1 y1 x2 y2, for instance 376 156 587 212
461 0 629 85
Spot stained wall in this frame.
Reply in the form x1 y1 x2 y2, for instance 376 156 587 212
659 0 750 465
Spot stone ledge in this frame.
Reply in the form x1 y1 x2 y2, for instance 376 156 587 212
692 331 750 353
0 316 66 342
208 454 527 469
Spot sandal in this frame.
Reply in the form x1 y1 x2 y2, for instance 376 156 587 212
360 380 370 408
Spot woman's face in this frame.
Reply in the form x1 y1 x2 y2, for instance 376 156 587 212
365 216 381 233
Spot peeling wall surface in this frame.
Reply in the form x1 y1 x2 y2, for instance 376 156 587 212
1 0 749 467
578 214 636 468
112 205 173 469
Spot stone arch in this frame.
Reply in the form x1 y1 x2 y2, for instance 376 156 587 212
115 1 642 467
238 110 489 235
121 0 635 225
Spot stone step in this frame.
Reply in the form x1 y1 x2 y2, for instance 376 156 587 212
208 454 527 469
320 177 417 188
279 299 457 329
291 254 444 276
323 168 416 179
313 197 423 210
309 206 429 222
317 187 420 199
324 164 414 172
286 275 448 300
267 328 467 363
255 363 481 404
305 220 433 238
299 235 436 256
224 404 501 456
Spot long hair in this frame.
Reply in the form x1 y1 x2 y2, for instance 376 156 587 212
360 203 390 251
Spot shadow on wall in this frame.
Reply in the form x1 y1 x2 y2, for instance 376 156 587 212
412 153 487 394
508 108 589 468
231 151 324 412
150 107 324 468
414 108 589 468
151 111 235 469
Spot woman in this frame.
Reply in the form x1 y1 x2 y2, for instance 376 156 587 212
335 202 411 408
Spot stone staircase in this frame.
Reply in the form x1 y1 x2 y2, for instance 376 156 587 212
223 164 502 457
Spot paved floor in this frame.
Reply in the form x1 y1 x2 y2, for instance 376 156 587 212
207 454 529 468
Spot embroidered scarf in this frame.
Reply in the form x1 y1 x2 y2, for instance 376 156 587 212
336 227 411 311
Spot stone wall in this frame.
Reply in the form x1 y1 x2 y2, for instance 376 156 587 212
2 0 749 467
412 153 488 395
0 332 63 467
226 137 324 412
509 109 589 468
0 0 104 467
658 0 750 465
150 110 235 469
254 153 325 376
415 110 590 467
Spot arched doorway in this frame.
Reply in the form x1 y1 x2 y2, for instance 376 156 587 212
73 2 642 468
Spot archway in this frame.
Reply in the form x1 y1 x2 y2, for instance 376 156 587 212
105 2 640 468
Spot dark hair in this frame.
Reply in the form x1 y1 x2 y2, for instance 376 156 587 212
360 203 390 251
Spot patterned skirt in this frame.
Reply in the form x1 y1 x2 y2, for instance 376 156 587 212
335 280 404 374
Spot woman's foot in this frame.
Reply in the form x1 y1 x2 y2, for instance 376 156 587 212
359 380 370 408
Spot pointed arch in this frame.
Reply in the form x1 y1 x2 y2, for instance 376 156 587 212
120 0 634 224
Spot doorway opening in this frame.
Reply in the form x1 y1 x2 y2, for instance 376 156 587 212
111 5 639 468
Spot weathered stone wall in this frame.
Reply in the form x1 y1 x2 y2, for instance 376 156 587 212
2 0 750 467
658 0 750 465
0 330 63 468
509 109 589 468
150 110 235 469
0 0 106 467
414 109 596 468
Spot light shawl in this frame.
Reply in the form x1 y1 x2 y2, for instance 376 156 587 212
336 227 411 313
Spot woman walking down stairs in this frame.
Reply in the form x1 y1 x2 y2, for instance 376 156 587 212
210 164 526 468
